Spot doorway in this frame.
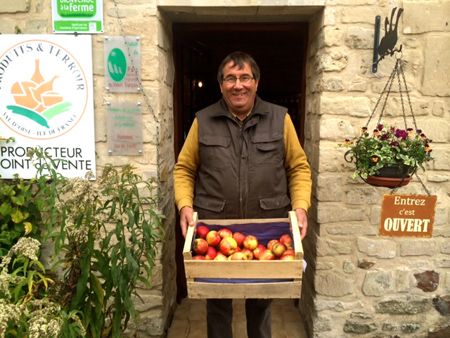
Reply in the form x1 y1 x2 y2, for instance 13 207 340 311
172 22 309 300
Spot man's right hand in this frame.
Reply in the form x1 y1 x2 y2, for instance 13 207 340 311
179 206 194 237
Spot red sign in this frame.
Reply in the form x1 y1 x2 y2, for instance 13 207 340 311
380 194 437 237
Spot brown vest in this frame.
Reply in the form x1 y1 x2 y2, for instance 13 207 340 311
194 97 290 220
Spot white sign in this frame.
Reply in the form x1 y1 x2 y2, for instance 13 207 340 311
52 0 104 34
0 34 96 179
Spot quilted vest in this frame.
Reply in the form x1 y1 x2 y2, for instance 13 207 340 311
194 97 290 220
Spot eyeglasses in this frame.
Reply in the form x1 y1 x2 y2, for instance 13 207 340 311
222 74 254 85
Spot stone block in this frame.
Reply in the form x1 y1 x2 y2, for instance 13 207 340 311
422 36 450 96
315 299 364 312
316 173 346 201
324 222 377 236
340 6 376 24
417 118 450 143
317 202 367 223
343 320 377 334
403 1 450 34
362 270 395 296
431 146 450 170
315 270 354 296
323 27 344 47
348 77 368 92
320 117 355 141
320 95 371 117
396 269 415 293
399 239 437 256
1 0 29 13
318 51 348 72
357 237 397 259
345 26 373 49
375 296 431 314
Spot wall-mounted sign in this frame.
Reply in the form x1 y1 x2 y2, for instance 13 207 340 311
380 194 437 237
104 36 140 92
52 0 103 34
107 101 143 156
0 34 96 179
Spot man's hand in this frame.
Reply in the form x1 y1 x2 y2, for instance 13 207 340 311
179 206 194 238
295 208 308 239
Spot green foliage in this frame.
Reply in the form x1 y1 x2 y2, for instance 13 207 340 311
1 149 164 337
342 124 433 179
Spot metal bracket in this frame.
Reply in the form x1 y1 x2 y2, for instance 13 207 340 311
372 7 404 73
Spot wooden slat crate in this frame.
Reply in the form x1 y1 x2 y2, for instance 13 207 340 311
183 211 303 299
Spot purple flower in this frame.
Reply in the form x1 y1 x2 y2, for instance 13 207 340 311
395 129 408 140
376 124 384 131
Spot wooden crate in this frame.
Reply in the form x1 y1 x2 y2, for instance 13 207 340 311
183 211 303 299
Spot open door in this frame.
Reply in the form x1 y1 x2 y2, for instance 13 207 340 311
173 22 309 301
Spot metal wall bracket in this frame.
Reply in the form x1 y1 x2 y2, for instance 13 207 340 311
372 7 404 73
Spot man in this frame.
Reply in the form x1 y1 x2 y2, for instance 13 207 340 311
173 51 312 338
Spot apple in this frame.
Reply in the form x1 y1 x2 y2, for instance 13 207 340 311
271 242 287 257
280 254 294 260
206 230 221 247
283 248 295 257
279 234 294 249
219 237 238 256
241 248 254 260
233 232 246 247
259 250 275 260
253 244 266 260
193 238 208 255
193 255 205 260
196 225 210 239
243 235 258 250
229 252 247 260
218 228 233 238
214 253 228 261
205 246 217 260
267 239 279 251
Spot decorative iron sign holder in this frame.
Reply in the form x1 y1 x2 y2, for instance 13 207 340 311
372 7 404 73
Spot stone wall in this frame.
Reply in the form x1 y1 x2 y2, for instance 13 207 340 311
304 1 450 337
1 0 449 337
0 0 177 337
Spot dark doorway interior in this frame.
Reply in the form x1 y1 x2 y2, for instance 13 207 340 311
172 22 309 301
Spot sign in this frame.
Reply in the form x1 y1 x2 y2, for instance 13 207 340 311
107 101 143 156
380 194 437 237
0 34 96 178
52 0 103 34
104 36 140 92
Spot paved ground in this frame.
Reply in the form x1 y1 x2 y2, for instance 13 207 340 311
167 298 308 338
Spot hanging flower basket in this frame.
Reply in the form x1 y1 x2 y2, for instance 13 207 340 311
341 58 433 188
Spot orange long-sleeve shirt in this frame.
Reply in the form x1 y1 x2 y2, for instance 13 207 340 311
174 114 312 213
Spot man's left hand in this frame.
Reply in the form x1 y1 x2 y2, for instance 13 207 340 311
295 208 308 240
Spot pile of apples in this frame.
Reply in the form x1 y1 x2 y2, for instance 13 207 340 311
192 225 295 261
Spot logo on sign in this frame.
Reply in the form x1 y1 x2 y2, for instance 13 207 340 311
57 0 97 17
107 48 127 82
0 40 88 139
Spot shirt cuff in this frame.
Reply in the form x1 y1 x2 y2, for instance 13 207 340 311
177 199 193 212
292 200 310 213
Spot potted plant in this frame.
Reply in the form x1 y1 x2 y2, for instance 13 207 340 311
342 123 432 187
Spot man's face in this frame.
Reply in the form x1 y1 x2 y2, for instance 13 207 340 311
219 61 259 117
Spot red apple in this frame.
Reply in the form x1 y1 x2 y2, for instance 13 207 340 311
279 234 293 249
267 239 279 251
259 250 275 260
196 225 210 239
243 235 258 250
233 232 246 247
206 230 221 247
219 237 238 256
214 253 228 261
229 252 247 260
205 246 217 260
193 238 208 255
283 249 295 257
253 244 266 260
272 242 287 257
241 248 254 260
193 255 205 260
218 228 233 238
280 254 294 260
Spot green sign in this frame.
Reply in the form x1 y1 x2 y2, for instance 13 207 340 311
52 0 103 34
107 48 127 82
56 0 97 17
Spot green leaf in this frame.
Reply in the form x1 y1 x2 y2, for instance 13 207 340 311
11 209 25 223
